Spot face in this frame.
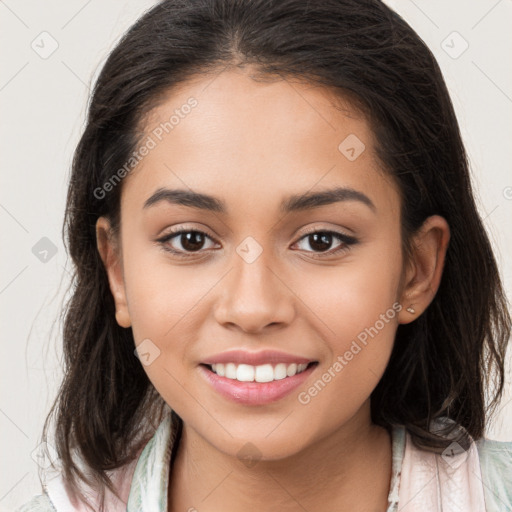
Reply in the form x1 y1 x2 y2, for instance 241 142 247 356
97 68 430 461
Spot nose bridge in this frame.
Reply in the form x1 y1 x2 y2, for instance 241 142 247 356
235 237 275 294
214 235 294 331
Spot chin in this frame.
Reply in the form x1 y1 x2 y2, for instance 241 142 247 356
201 423 316 463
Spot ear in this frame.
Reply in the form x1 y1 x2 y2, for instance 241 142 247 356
398 215 450 324
96 216 131 328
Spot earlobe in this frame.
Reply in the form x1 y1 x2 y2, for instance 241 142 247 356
96 217 132 328
398 215 450 324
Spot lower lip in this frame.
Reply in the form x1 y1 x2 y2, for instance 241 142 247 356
198 363 318 405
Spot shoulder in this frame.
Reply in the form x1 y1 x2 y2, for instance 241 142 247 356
14 449 142 512
475 436 512 510
399 418 512 511
15 493 56 512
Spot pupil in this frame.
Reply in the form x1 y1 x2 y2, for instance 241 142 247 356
310 233 331 252
181 232 204 251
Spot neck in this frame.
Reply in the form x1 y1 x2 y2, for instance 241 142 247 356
168 403 392 512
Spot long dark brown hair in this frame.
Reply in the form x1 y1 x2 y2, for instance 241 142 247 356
39 0 510 510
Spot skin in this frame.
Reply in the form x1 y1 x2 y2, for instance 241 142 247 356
96 67 450 511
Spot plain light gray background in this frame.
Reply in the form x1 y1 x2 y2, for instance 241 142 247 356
1 1 511 510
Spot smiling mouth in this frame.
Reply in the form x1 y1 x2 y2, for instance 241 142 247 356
201 361 318 383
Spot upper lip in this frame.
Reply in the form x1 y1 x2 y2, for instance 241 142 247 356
202 349 316 366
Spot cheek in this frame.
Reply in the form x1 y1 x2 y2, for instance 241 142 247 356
304 237 403 341
122 235 213 341
304 276 399 381
294 240 402 402
292 285 400 440
122 243 213 412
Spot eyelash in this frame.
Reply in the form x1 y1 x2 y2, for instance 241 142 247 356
156 226 358 259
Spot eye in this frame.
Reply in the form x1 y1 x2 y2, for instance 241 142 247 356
157 228 218 256
292 228 358 257
156 226 358 259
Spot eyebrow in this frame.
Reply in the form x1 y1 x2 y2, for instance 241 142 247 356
143 186 376 214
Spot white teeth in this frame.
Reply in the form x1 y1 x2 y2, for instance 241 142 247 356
209 362 311 382
225 363 237 379
287 363 297 377
236 364 255 382
274 363 288 380
255 364 274 383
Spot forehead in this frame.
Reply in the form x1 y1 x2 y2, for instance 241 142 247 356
121 69 400 218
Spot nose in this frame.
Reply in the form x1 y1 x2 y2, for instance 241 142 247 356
213 244 295 334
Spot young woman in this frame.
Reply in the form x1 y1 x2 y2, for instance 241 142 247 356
17 0 511 511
